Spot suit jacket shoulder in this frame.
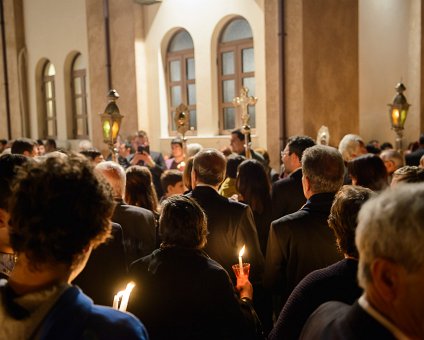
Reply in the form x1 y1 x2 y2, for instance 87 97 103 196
113 203 157 264
271 169 306 220
300 301 396 340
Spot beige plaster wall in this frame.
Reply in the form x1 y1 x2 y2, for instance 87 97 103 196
23 0 91 146
359 0 421 146
138 0 267 152
285 0 359 148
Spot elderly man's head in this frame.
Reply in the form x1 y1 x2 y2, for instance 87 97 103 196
301 145 344 197
192 148 226 187
95 161 126 199
356 184 424 338
338 134 367 162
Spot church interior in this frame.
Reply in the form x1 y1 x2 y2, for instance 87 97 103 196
0 0 423 170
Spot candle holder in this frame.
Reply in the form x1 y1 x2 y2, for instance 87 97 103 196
232 263 251 278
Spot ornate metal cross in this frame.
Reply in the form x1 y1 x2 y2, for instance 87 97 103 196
233 87 257 159
174 103 190 162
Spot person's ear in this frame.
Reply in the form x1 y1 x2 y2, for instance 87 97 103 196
302 175 311 193
371 258 401 302
191 169 197 187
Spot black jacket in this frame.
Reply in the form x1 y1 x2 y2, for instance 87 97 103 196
187 186 264 284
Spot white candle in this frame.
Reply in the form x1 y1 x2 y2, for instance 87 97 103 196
112 293 120 309
238 245 245 276
119 282 136 312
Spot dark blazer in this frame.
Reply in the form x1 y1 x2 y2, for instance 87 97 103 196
129 247 258 340
35 285 148 339
128 150 166 197
112 200 156 265
187 186 264 284
300 301 396 340
264 192 343 306
271 168 306 220
74 222 128 307
269 258 362 340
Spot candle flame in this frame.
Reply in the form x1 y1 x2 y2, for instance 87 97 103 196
239 245 245 257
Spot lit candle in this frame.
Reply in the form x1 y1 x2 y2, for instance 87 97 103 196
238 245 245 276
119 281 136 312
112 282 136 312
113 291 122 310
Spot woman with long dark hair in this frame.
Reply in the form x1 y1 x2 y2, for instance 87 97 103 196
236 159 272 255
125 165 160 217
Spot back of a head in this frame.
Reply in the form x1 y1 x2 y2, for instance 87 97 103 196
380 149 404 169
125 165 158 212
226 154 246 179
348 153 388 191
183 157 194 191
356 184 424 289
288 135 316 161
338 134 364 162
161 169 183 193
78 139 93 152
392 165 424 185
95 161 126 198
0 154 31 211
193 148 227 186
187 143 203 158
11 138 36 155
328 185 374 258
419 133 424 145
45 138 57 152
9 154 115 268
236 159 271 213
80 148 102 161
302 145 345 194
159 196 207 249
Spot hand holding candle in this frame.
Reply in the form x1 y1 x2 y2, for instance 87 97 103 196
112 281 136 312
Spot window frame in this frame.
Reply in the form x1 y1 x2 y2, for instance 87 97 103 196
71 62 89 139
166 31 197 135
217 23 255 135
41 62 57 138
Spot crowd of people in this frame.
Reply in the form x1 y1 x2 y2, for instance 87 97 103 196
0 131 424 339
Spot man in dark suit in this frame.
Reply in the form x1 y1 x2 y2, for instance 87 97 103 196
264 145 344 311
271 135 315 220
301 184 424 340
405 133 424 166
187 148 264 284
96 161 156 266
127 130 166 197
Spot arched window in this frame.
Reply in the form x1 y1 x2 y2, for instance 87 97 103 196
71 54 89 138
166 30 196 134
218 18 255 133
42 61 57 138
